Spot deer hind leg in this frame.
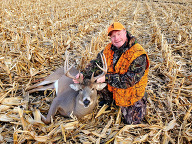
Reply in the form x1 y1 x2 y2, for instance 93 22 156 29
27 84 55 94
41 98 59 124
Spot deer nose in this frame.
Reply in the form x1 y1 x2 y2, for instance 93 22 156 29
83 99 90 107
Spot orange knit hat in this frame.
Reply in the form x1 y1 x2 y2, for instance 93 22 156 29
108 22 125 36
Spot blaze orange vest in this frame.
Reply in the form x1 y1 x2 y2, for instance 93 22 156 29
103 43 150 107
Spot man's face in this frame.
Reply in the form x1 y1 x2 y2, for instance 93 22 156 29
110 29 127 48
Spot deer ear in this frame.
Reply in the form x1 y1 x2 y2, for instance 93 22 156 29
70 84 80 91
95 83 107 90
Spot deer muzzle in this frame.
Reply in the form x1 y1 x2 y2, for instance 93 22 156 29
83 99 90 107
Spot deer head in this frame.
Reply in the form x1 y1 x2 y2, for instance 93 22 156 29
64 52 107 108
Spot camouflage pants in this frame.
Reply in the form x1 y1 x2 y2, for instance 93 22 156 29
120 92 147 124
98 87 147 125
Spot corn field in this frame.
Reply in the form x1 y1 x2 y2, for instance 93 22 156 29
0 0 191 143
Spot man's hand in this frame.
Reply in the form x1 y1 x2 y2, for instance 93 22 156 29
73 73 84 83
96 75 105 83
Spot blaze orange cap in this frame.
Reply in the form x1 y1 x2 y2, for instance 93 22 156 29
108 22 125 36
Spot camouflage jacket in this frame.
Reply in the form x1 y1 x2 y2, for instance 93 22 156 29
82 31 147 89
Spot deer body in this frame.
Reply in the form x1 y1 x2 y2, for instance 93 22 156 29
26 53 107 124
27 67 78 96
40 79 105 124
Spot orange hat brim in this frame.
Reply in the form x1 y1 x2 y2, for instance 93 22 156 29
108 22 125 36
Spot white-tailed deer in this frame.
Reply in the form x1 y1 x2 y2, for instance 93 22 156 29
26 53 107 124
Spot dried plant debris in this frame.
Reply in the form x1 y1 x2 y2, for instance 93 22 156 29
0 0 191 143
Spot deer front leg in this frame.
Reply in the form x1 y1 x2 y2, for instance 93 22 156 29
41 98 59 124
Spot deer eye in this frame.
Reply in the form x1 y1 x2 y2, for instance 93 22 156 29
91 88 95 91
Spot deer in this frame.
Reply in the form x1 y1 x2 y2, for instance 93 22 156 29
26 53 107 124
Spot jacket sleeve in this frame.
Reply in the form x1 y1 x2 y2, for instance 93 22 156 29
105 54 147 89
